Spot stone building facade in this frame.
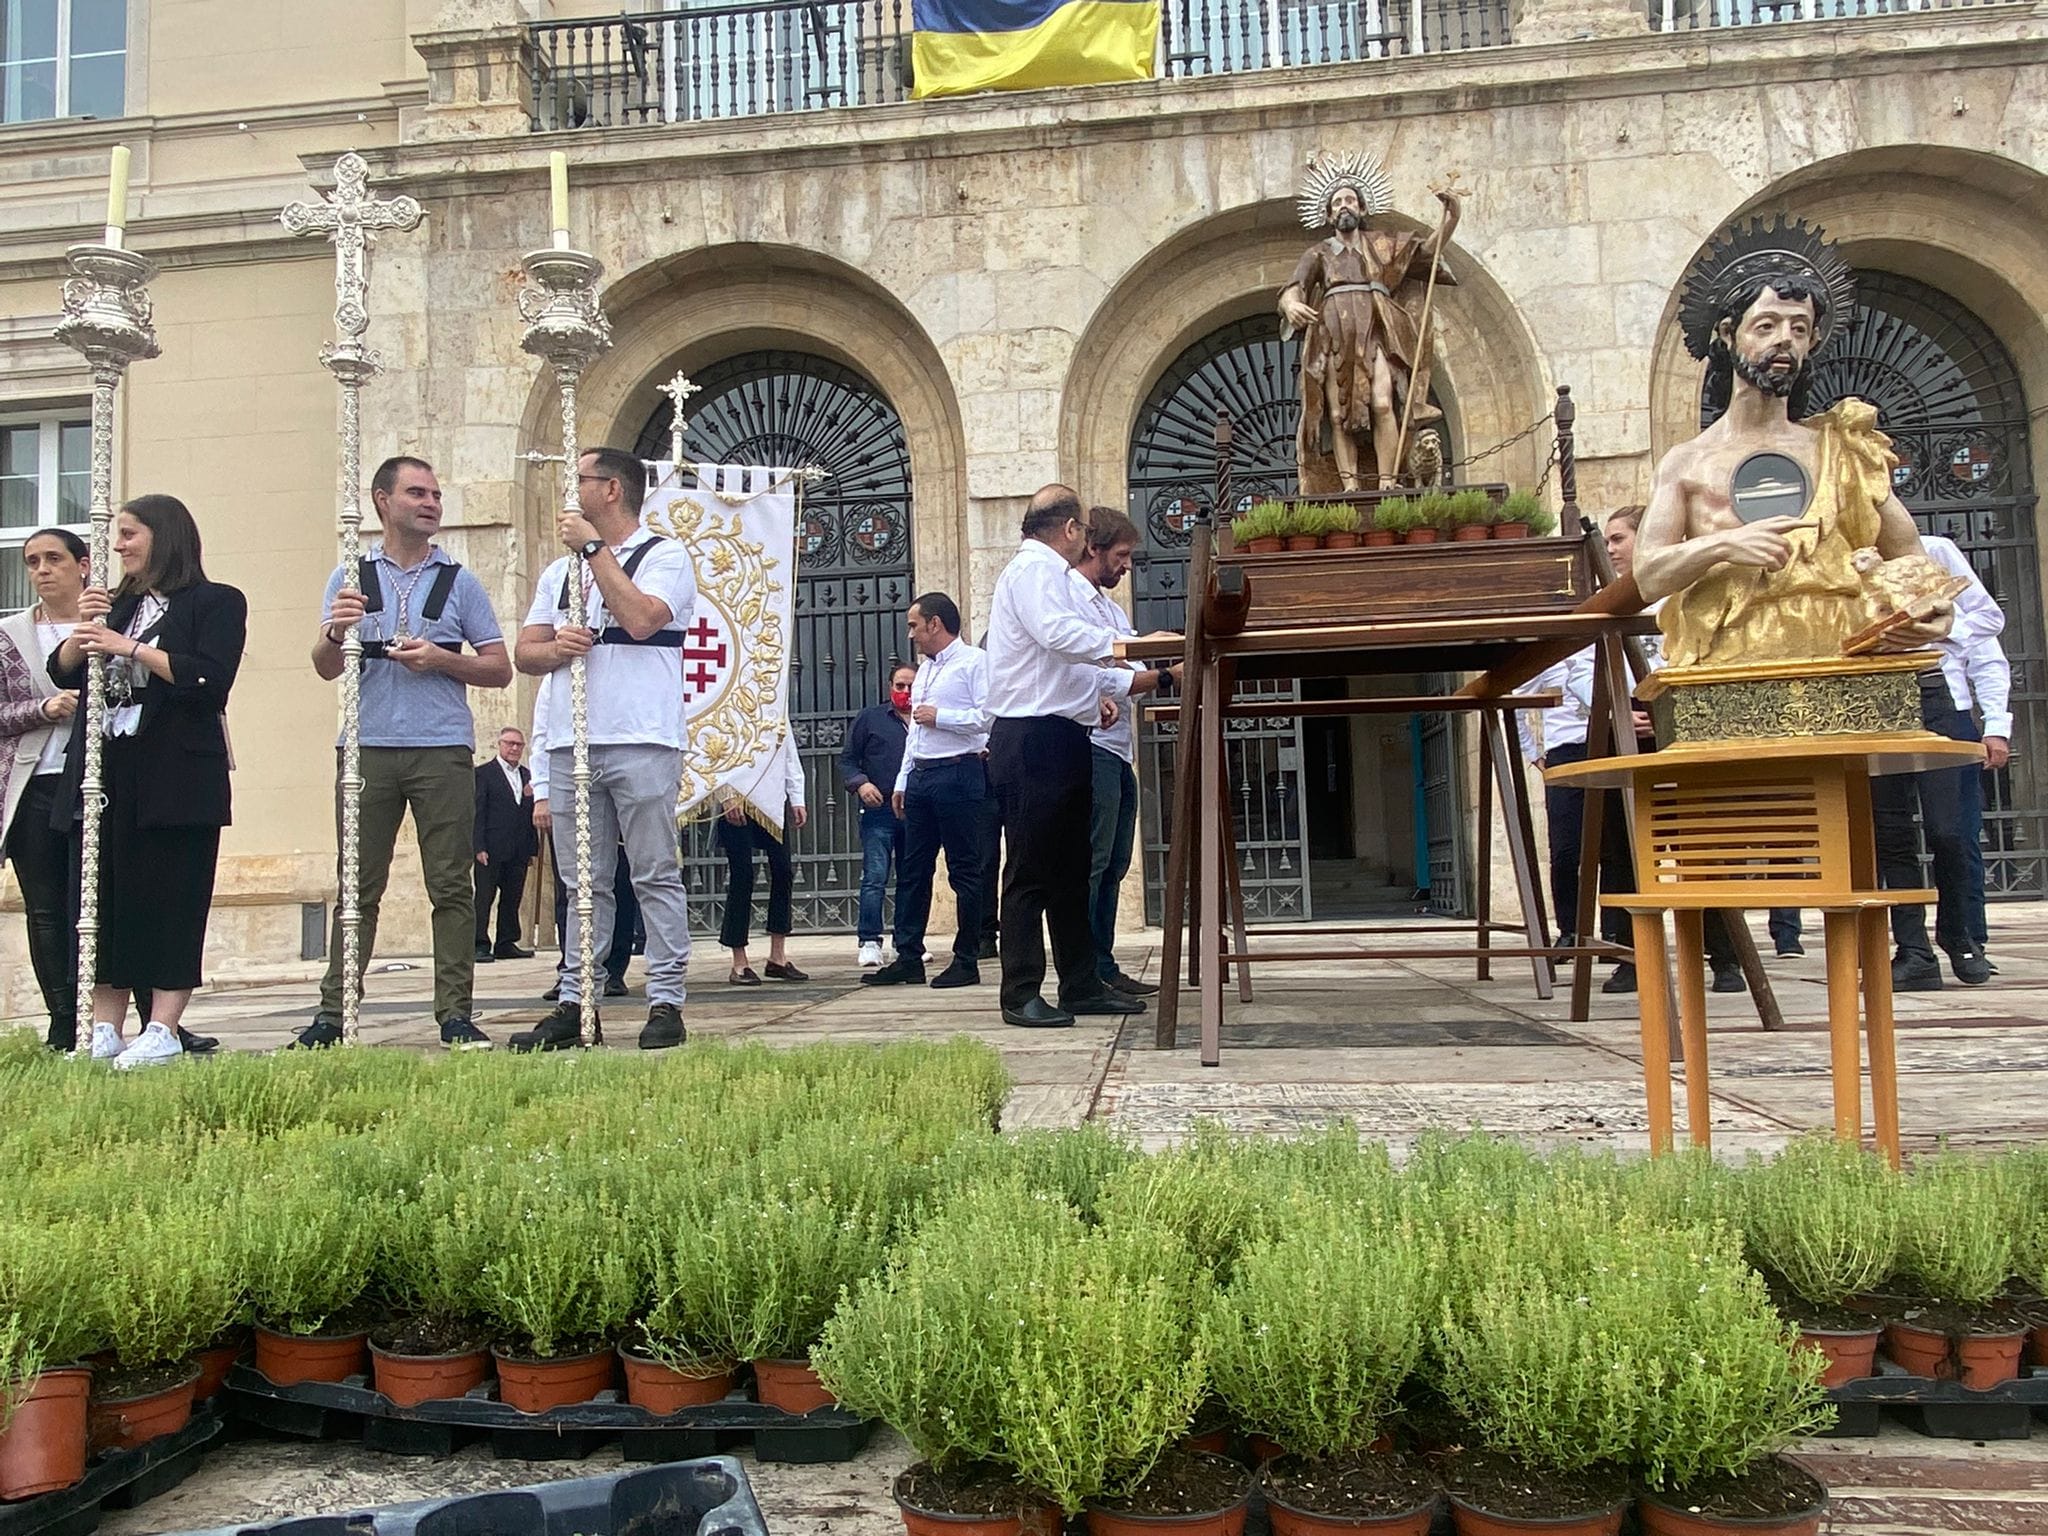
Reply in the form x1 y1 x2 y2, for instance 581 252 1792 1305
0 0 2043 1004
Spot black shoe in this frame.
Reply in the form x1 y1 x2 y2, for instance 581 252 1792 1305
1946 949 1993 987
1602 963 1638 995
177 1027 218 1054
1002 997 1074 1028
508 1001 598 1052
1106 972 1160 997
977 936 999 962
729 967 762 987
930 961 980 989
542 982 561 1002
475 947 496 964
1711 964 1747 995
862 956 926 987
604 974 629 998
639 1003 685 1051
494 944 535 960
1775 940 1806 958
440 1016 493 1052
763 961 809 983
290 1017 344 1050
45 1025 77 1054
1066 991 1144 1016
1893 951 1943 992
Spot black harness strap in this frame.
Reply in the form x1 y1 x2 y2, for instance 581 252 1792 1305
356 557 465 661
557 541 681 647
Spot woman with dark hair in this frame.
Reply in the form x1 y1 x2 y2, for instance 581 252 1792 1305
0 529 87 1050
51 494 247 1067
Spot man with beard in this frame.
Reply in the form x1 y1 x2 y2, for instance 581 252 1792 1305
1280 154 1459 491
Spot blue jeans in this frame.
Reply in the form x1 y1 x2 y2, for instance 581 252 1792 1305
857 806 903 945
1088 747 1138 983
1874 688 1979 961
895 757 988 966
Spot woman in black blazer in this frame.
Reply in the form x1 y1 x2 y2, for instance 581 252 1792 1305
51 494 247 1068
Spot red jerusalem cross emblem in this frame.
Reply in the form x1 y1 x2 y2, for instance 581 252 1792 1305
681 608 734 706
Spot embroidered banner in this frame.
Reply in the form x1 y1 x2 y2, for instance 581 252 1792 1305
641 463 800 834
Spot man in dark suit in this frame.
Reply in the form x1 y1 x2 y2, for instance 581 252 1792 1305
474 725 539 962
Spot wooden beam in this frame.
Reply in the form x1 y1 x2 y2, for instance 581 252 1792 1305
1144 693 1561 721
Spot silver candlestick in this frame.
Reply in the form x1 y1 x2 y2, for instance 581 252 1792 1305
54 242 160 1051
519 246 611 1046
282 151 422 1046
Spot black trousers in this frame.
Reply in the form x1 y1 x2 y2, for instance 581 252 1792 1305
6 774 77 1047
988 716 1103 1011
474 854 530 951
893 757 987 966
1541 741 1631 946
717 810 793 950
1875 684 1978 960
553 844 639 981
975 793 1002 947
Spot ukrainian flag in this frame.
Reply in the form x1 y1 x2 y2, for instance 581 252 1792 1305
911 0 1158 98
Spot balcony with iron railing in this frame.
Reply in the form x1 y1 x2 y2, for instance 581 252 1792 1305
524 0 2026 130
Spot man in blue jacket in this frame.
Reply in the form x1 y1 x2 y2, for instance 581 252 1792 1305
839 663 914 970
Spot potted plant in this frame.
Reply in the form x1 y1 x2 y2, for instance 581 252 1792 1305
622 1199 741 1414
88 1195 242 1451
239 1139 383 1386
1231 501 1289 555
1203 1204 1441 1533
1367 499 1408 547
1406 493 1451 545
1739 1136 1897 1387
2016 1150 2048 1366
1494 490 1553 540
369 1168 497 1407
1287 505 1330 552
1884 1151 2027 1387
1626 1233 1833 1536
1322 505 1363 550
473 1159 637 1412
1448 489 1495 543
0 1214 101 1500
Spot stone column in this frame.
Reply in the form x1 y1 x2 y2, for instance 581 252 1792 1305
1511 0 1650 46
409 10 538 143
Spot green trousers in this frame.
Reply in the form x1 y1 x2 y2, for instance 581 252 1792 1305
318 745 476 1024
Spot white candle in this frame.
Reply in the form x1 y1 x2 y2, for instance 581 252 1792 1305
549 150 569 247
103 144 130 248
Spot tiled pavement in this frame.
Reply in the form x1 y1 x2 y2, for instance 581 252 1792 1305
27 908 2048 1535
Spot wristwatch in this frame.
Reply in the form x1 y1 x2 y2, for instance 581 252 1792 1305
579 538 605 560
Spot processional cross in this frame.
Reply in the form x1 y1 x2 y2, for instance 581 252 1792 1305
659 371 701 467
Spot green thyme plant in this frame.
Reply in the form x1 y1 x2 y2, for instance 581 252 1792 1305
376 1166 499 1334
1447 488 1494 528
1742 1134 1899 1308
1893 1150 2016 1306
2008 1148 2048 1300
234 1131 385 1336
470 1154 637 1358
0 1216 106 1367
1232 500 1291 544
0 1312 42 1436
1497 489 1545 529
1412 491 1455 532
1373 497 1415 533
1293 504 1337 539
93 1191 244 1371
1323 504 1362 535
1097 1124 1269 1279
1204 1202 1438 1458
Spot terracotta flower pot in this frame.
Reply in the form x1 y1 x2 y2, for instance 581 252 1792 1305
1637 1475 1827 1536
619 1349 735 1413
370 1344 492 1408
491 1347 615 1413
1248 1433 1286 1463
254 1324 369 1386
894 1468 1060 1536
1364 530 1399 547
1448 1497 1625 1536
88 1365 199 1452
1183 1427 1230 1455
1086 1455 1252 1536
0 1367 90 1500
752 1356 836 1414
1402 529 1441 545
1323 532 1361 550
1494 522 1532 539
1284 536 1322 552
1452 525 1491 542
1883 1319 2026 1387
1795 1325 1881 1388
1266 1480 1438 1536
1245 537 1285 555
2028 1323 2048 1368
191 1332 248 1403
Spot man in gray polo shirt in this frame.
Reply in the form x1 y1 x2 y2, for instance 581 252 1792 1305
295 456 512 1050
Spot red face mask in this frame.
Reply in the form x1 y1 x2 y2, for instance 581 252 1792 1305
891 687 912 710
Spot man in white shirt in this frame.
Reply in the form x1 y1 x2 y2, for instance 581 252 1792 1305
511 446 698 1050
1874 534 2005 990
984 486 1145 1028
1077 507 1179 998
1516 649 1599 945
865 592 990 990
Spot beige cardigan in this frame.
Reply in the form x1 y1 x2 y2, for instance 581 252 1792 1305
0 608 66 855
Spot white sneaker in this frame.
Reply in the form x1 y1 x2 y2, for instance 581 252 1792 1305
858 942 884 969
113 1022 183 1071
90 1022 122 1060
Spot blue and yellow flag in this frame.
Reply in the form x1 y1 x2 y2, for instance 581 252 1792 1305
911 0 1158 98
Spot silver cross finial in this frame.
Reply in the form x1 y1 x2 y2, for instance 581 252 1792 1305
659 371 701 467
281 150 423 377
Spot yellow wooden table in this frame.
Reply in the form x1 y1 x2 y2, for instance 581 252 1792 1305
1545 733 1984 1165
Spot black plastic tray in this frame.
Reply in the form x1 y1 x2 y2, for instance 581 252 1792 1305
165 1453 765 1536
0 1412 223 1536
1821 1355 2047 1439
223 1363 875 1464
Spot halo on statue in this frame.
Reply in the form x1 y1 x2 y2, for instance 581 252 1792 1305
1676 213 1857 360
1296 150 1394 229
1730 451 1811 523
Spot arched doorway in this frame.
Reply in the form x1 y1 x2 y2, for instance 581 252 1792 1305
637 349 915 934
1704 271 2043 898
1127 316 1468 925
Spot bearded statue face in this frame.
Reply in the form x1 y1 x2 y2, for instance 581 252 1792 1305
1327 185 1365 232
1721 285 1818 399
